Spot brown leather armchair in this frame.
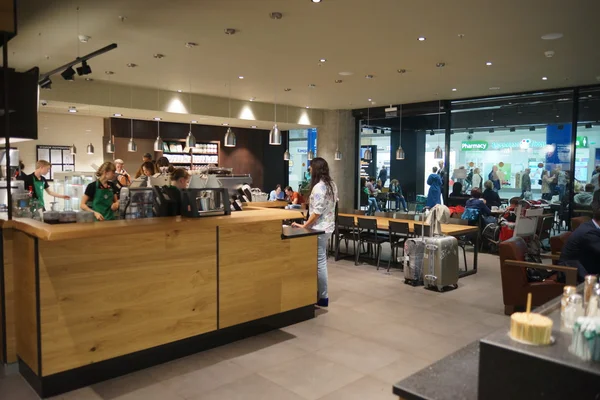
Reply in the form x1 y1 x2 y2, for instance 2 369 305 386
499 236 577 315
572 216 591 231
549 231 571 262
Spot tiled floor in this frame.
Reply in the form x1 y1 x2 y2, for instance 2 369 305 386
1 252 506 399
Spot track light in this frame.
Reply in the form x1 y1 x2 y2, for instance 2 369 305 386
529 126 536 131
61 67 76 81
39 77 52 89
76 61 92 76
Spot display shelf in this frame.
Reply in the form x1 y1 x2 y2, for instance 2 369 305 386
164 151 218 156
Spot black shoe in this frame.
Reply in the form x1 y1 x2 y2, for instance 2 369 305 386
317 298 329 307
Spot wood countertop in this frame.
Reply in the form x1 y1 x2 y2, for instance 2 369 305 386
2 209 304 241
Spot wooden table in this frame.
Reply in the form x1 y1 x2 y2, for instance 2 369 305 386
337 213 480 276
245 201 289 209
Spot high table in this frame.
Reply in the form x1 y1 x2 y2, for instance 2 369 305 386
337 214 480 277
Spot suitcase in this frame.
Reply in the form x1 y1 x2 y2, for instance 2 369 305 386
403 238 425 286
422 235 459 291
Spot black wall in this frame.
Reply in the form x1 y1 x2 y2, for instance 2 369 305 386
390 129 425 202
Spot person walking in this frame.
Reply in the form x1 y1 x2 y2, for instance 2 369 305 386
488 165 501 192
426 166 443 208
471 168 483 191
521 168 531 199
293 157 338 307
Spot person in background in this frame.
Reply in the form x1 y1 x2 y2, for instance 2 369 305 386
114 159 131 189
22 160 70 210
466 188 496 225
541 169 553 201
376 179 384 190
389 179 408 212
555 165 567 201
559 206 600 280
488 165 501 192
501 197 521 223
449 182 464 197
80 162 119 221
284 186 304 206
135 153 154 178
437 161 446 189
574 184 595 208
155 156 174 175
471 168 483 191
142 161 156 178
378 166 388 187
482 180 501 208
269 184 285 201
592 166 600 191
292 157 338 307
426 166 442 208
15 160 26 180
366 177 380 214
521 168 531 198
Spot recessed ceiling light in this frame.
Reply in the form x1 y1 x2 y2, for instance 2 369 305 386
177 89 182 93
238 76 244 79
185 42 198 48
222 123 229 126
542 76 548 80
365 74 374 79
312 0 322 3
126 63 137 68
68 107 77 113
335 79 342 83
319 58 327 63
270 12 283 20
85 78 94 81
339 71 353 76
153 54 165 59
397 69 407 74
191 120 198 123
153 117 162 121
368 98 372 101
224 28 237 35
486 61 492 66
251 125 257 128
541 33 563 40
249 97 256 101
489 87 500 90
113 113 122 117
306 106 310 109
452 88 457 92
308 84 316 88
417 36 426 41
284 88 292 92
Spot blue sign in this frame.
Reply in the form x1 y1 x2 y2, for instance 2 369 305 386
545 124 572 168
307 128 317 165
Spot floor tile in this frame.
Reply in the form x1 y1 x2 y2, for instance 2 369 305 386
279 323 353 352
259 354 364 400
318 336 402 374
188 374 304 400
0 374 39 400
318 375 397 400
370 354 433 385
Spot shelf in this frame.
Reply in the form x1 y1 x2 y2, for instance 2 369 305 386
163 152 218 156
171 162 218 165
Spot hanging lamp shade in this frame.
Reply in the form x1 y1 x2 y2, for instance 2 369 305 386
363 148 372 161
224 127 236 148
269 124 282 145
105 140 115 154
86 143 95 155
154 135 163 152
307 149 314 161
433 145 444 160
70 144 77 156
334 149 343 161
396 146 405 160
283 149 290 161
127 139 138 153
185 129 196 149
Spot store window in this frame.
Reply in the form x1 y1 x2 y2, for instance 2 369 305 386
576 88 600 213
288 128 316 192
450 91 574 205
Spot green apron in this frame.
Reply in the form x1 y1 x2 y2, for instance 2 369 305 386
92 181 115 221
33 176 46 208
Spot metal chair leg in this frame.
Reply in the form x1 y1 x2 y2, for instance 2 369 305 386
376 243 382 269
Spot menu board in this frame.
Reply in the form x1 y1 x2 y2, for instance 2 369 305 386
36 145 75 180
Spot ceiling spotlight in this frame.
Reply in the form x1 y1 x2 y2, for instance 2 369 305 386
541 33 563 40
306 106 310 109
76 61 92 76
85 78 94 82
486 62 492 66
270 12 283 20
68 107 77 113
284 88 292 92
308 84 316 88
105 70 114 75
452 88 457 92
61 66 76 81
191 120 198 123
153 117 162 121
224 28 237 35
39 77 52 89
153 54 165 59
529 126 536 131
238 76 244 79
319 58 327 62
126 63 138 68
185 42 198 48
222 123 229 126
542 76 548 80
249 97 256 101
397 69 407 74
417 36 426 41
365 74 374 79
368 98 372 101
251 125 257 128
335 79 342 83
78 34 91 43
436 62 446 68
177 89 182 93
113 113 122 117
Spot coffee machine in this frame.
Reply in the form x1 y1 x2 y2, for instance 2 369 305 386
0 147 20 179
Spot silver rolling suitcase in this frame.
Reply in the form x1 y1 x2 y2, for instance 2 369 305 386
404 238 425 286
423 235 459 291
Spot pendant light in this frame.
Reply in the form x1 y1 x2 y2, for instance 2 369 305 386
334 110 342 161
395 104 405 160
86 143 95 155
269 75 281 145
154 121 163 152
283 105 290 160
433 99 444 160
185 82 196 149
70 144 77 155
224 81 236 147
307 149 314 160
128 86 137 152
105 74 115 154
363 106 373 161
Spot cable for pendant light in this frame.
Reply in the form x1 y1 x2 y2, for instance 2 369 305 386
185 51 196 149
153 81 163 152
363 106 372 161
334 110 342 161
283 104 290 160
105 74 115 154
433 64 444 160
128 86 137 152
86 94 95 155
269 67 281 145
224 80 236 147
396 104 405 160
306 88 315 160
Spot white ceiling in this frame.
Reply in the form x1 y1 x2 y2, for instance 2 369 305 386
6 0 600 110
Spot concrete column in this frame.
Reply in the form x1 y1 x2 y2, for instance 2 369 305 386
317 110 356 210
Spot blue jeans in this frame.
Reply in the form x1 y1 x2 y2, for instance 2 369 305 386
367 197 379 215
317 233 331 300
392 194 407 210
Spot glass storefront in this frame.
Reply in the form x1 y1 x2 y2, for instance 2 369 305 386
287 128 316 192
576 88 600 213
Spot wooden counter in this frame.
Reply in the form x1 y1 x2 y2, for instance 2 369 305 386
9 209 318 397
0 217 16 364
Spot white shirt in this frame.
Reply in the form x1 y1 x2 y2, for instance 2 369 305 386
309 180 338 233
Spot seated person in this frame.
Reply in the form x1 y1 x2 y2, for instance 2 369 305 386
449 182 465 197
269 184 285 201
559 206 600 280
465 188 496 225
482 180 501 208
365 177 380 215
574 184 595 208
389 179 408 212
500 197 520 223
284 186 304 209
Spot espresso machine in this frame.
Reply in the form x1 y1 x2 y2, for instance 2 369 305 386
0 148 25 213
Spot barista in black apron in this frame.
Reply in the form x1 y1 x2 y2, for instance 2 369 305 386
80 162 119 221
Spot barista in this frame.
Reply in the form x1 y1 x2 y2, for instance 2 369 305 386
80 162 119 221
22 160 70 209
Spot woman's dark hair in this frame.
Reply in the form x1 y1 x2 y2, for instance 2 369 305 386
509 197 520 205
360 177 366 188
284 186 293 192
142 161 156 175
310 157 334 198
156 156 175 173
171 168 189 182
451 182 463 194
471 188 482 198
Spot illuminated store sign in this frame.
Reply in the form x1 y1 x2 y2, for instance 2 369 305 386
461 140 488 151
460 139 547 151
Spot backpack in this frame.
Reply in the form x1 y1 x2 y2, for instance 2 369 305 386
461 207 480 222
